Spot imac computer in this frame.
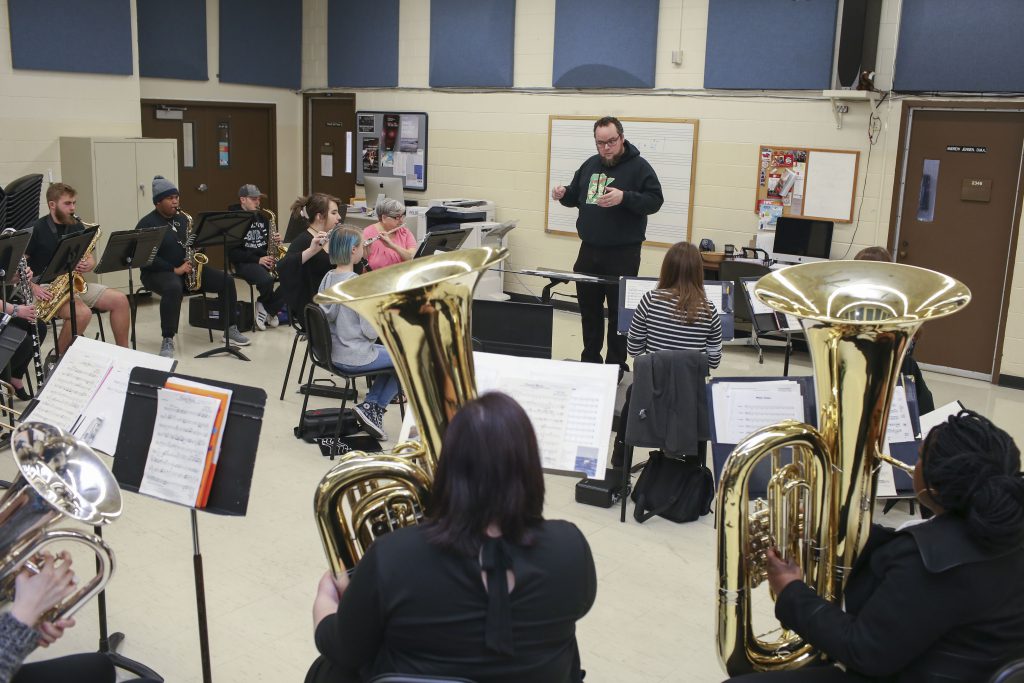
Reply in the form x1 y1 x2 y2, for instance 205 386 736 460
364 174 405 212
772 217 834 264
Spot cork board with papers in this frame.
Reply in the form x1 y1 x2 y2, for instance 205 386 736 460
754 145 859 224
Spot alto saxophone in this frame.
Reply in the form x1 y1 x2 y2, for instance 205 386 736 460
179 209 208 292
37 219 101 324
260 207 285 277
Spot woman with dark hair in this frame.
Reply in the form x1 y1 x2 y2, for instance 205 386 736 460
610 240 723 466
317 226 402 441
307 392 597 683
729 410 1024 682
277 193 342 318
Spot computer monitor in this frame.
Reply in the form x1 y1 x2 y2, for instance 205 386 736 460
772 217 834 264
414 227 471 258
363 174 405 213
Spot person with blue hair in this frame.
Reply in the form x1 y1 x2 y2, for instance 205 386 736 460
317 226 402 444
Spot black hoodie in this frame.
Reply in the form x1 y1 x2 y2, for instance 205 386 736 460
558 140 664 247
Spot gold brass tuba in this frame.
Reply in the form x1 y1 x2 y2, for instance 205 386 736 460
36 220 101 324
0 422 122 620
716 260 971 675
312 246 508 577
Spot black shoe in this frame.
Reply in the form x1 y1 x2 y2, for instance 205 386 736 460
12 385 32 401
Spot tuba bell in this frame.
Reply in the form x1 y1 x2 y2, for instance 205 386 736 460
716 260 971 675
0 422 122 621
312 246 508 577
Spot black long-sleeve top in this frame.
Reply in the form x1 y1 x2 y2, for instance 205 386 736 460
25 215 84 277
135 209 187 273
315 520 597 683
775 516 1024 681
558 140 663 247
226 203 270 266
277 229 331 314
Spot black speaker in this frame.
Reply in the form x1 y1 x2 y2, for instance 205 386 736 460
836 0 882 88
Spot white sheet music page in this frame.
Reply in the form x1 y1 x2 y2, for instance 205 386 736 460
30 344 113 432
743 281 776 316
703 284 723 308
918 400 964 441
884 385 915 445
473 352 617 479
623 279 657 309
876 462 898 497
712 381 805 444
139 388 219 507
70 337 175 456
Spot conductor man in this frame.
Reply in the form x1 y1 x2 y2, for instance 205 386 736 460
551 116 663 372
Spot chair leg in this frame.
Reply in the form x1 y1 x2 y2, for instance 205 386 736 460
297 344 309 387
201 296 213 342
620 445 634 523
279 332 301 401
297 358 316 435
334 378 354 439
94 309 106 342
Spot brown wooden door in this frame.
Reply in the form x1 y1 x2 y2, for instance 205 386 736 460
304 93 356 203
141 100 277 216
893 109 1024 378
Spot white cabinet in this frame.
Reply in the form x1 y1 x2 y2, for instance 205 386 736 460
59 137 177 290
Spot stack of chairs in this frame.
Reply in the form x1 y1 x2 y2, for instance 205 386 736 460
3 174 44 233
0 184 7 232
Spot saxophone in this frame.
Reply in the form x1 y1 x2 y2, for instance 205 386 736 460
261 207 285 277
179 209 208 292
36 219 101 324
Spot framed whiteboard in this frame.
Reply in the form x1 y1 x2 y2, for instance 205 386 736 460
545 116 698 247
754 145 859 223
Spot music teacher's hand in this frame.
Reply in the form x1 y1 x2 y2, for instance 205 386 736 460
596 186 623 207
765 547 802 596
550 185 566 201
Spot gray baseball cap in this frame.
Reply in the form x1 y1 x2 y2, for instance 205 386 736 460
239 184 266 198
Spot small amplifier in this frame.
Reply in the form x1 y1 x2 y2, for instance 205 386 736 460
575 468 624 508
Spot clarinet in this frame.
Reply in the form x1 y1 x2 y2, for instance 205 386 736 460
15 255 45 388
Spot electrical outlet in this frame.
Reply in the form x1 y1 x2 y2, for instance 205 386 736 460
671 50 684 66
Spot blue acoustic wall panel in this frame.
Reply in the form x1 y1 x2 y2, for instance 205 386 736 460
8 0 133 75
430 0 515 87
553 0 658 88
138 0 207 80
894 0 1024 92
219 0 301 89
705 0 837 90
328 0 399 87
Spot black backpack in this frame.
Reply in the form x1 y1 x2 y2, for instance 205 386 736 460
630 451 715 523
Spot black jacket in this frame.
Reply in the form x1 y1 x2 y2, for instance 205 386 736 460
25 215 84 277
227 203 270 266
136 209 187 273
276 230 331 315
558 140 663 247
775 516 1024 682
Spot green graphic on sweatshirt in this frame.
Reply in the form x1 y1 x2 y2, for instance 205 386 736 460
585 173 615 204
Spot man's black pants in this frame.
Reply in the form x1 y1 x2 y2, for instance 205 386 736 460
573 242 642 367
234 261 287 315
141 266 237 339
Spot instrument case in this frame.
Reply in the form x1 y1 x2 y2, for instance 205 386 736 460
575 468 624 508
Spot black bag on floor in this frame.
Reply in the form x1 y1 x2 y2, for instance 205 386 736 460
630 451 714 523
294 407 360 442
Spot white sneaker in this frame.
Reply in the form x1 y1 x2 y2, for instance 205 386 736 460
254 301 268 331
266 309 280 328
159 337 174 358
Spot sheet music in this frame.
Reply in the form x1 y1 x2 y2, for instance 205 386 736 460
623 279 657 309
884 385 916 445
875 462 897 497
776 313 802 332
30 347 113 432
712 381 805 444
703 284 723 308
474 352 617 478
743 281 775 316
139 388 220 507
70 337 175 456
918 400 964 441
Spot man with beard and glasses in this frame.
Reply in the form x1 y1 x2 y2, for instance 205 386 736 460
25 183 132 357
551 116 663 376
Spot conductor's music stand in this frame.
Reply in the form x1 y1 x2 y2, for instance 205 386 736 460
191 211 253 361
94 227 168 350
37 229 96 346
113 367 266 683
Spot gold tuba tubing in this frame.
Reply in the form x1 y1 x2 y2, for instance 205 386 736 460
0 422 122 620
715 261 971 675
312 246 509 575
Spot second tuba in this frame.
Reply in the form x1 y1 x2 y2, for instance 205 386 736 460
312 246 508 577
716 261 971 675
0 422 122 621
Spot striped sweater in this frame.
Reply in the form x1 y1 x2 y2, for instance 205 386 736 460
626 289 723 368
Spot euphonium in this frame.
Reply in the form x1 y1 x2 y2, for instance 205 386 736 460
312 246 508 577
179 209 208 292
0 422 122 620
716 260 971 676
36 220 100 324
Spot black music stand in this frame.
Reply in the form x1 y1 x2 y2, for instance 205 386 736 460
38 229 96 346
113 367 266 683
413 226 471 258
0 227 32 337
191 212 252 361
94 227 168 350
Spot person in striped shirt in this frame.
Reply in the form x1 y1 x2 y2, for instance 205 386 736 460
612 241 723 467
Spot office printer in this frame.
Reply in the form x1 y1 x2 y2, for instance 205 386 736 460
419 198 496 239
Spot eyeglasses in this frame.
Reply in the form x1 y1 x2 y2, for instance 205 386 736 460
387 213 405 220
595 135 621 148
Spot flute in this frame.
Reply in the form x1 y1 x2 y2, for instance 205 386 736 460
362 226 403 248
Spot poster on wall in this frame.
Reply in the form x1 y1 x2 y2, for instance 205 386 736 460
357 114 375 133
381 115 399 152
362 139 379 173
399 116 419 152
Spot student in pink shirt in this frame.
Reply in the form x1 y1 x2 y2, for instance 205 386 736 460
362 197 417 271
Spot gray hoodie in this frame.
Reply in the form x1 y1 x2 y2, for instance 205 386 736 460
318 270 379 367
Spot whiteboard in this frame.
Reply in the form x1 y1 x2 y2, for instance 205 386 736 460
545 116 698 247
803 150 858 222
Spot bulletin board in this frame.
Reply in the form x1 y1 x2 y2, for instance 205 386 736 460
754 145 859 224
545 116 699 247
355 111 428 191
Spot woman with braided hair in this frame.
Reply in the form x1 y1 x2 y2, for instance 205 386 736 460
730 410 1024 682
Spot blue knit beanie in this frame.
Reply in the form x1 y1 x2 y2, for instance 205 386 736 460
152 176 179 204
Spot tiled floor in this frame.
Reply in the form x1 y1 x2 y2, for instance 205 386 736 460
5 298 1024 682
